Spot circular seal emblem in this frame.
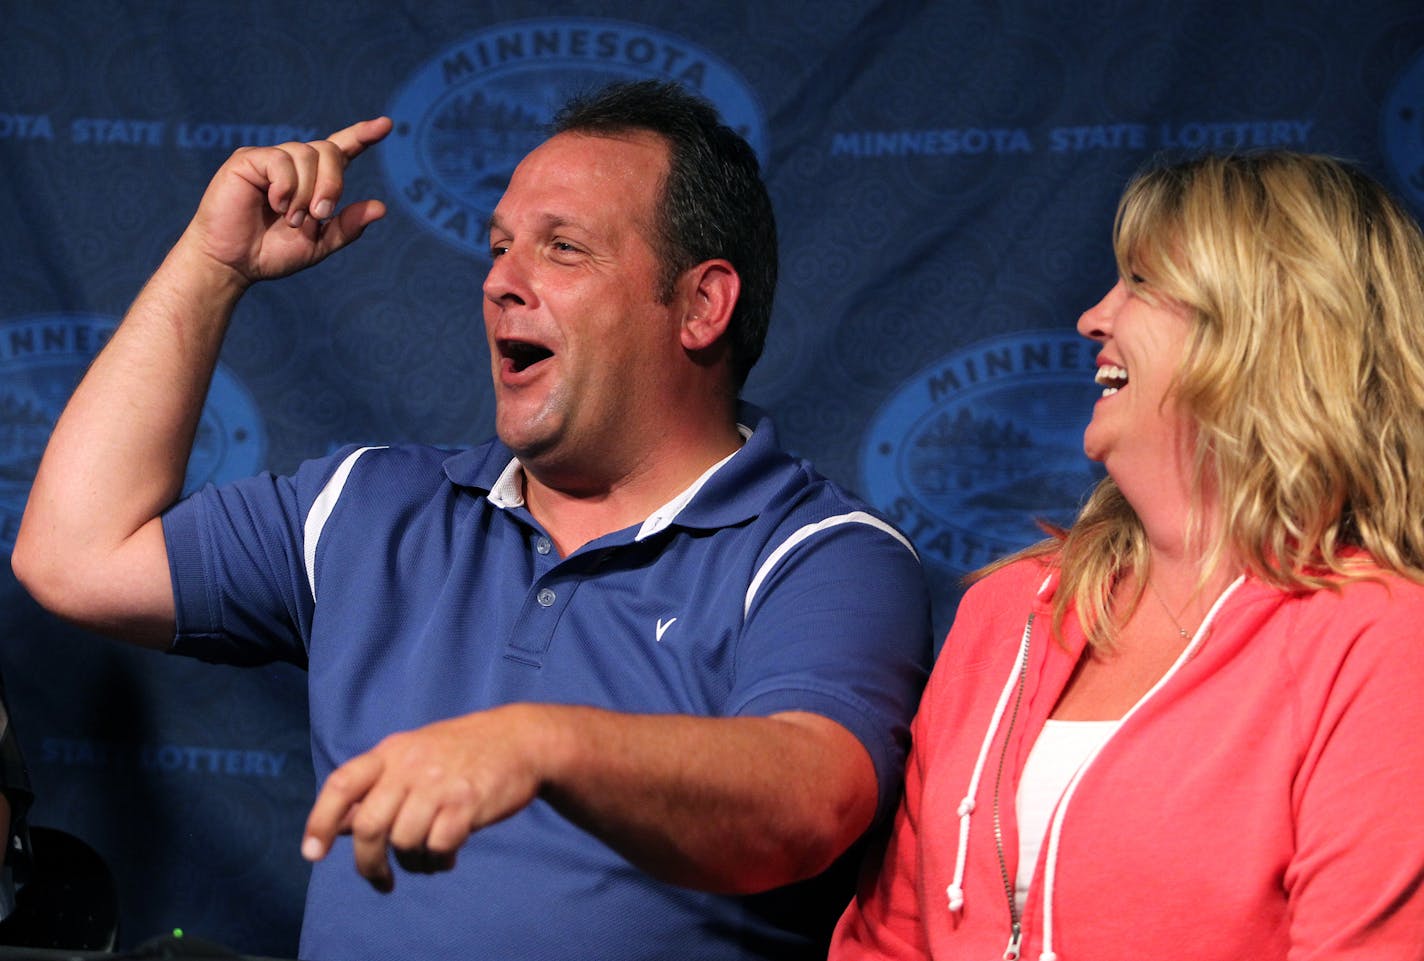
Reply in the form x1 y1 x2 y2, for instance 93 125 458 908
1383 49 1424 213
861 330 1106 576
382 17 769 257
0 313 266 552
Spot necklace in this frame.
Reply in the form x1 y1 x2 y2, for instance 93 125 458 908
1146 578 1192 640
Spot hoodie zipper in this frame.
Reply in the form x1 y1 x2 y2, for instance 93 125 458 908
991 612 1033 959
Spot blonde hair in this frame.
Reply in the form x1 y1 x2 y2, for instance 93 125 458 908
996 152 1424 648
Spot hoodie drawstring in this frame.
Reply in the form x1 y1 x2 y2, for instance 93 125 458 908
945 609 1035 914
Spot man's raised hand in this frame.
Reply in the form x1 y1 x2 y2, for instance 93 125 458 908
178 116 393 289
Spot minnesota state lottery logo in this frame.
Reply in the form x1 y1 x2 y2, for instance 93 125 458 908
0 314 265 553
861 330 1106 576
1384 49 1424 213
383 17 768 257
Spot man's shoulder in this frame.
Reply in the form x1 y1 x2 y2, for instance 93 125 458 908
302 438 502 495
282 440 506 539
717 453 918 569
715 405 913 546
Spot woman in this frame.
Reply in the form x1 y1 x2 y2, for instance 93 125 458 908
830 153 1424 960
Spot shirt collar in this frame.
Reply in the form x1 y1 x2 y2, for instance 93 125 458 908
486 458 526 509
634 421 752 540
441 402 789 534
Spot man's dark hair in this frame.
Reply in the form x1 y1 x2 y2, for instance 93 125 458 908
552 79 777 390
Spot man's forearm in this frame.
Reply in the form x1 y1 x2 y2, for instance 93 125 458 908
539 706 877 893
304 702 879 895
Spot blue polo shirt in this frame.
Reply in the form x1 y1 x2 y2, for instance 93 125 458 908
162 405 931 961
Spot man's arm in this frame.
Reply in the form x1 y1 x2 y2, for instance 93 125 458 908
11 118 392 645
302 704 877 895
303 511 929 896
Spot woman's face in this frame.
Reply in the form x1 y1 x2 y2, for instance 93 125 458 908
1077 278 1196 492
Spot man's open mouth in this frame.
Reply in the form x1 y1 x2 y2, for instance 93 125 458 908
499 339 554 373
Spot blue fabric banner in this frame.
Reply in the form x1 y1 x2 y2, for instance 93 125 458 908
3 0 1423 952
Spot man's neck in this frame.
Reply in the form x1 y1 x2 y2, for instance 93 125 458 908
521 420 746 557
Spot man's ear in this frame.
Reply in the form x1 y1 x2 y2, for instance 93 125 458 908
680 260 740 351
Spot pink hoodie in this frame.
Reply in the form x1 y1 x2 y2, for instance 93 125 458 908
830 557 1424 961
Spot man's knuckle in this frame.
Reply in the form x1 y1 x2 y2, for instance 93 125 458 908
445 776 478 806
325 766 360 792
350 811 385 841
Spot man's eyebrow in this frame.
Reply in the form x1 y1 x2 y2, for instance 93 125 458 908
486 213 588 238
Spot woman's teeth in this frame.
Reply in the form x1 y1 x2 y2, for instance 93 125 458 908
1095 364 1128 397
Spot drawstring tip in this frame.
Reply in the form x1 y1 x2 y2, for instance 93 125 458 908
945 883 964 913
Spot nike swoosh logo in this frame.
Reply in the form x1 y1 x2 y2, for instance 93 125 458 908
656 617 678 642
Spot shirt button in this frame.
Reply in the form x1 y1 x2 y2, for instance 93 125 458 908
536 588 556 607
536 537 552 555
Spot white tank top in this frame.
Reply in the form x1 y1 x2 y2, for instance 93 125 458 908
1014 718 1120 913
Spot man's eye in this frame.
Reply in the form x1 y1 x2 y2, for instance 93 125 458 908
552 241 578 253
490 244 509 258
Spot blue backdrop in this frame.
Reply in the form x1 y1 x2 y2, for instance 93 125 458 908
4 1 1424 953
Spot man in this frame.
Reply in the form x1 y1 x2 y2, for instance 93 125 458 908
13 81 930 960
0 680 31 924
